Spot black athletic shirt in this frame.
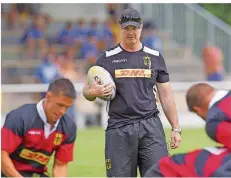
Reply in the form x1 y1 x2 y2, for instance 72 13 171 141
96 43 169 129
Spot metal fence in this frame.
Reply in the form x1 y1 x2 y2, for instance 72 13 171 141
2 81 230 128
130 3 231 74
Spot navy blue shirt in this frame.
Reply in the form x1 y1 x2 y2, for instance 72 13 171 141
96 43 169 129
148 147 231 177
206 90 231 150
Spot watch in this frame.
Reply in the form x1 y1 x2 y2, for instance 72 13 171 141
172 128 182 134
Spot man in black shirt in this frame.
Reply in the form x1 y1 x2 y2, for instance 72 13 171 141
83 7 181 177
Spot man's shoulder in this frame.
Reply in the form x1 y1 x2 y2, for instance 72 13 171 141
143 45 160 57
60 114 77 133
103 44 123 58
207 105 221 119
96 44 123 66
207 101 230 122
5 104 37 126
8 104 37 117
19 103 37 113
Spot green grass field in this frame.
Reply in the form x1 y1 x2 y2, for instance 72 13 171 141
47 128 218 177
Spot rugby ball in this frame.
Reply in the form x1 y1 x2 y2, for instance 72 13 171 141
87 66 116 101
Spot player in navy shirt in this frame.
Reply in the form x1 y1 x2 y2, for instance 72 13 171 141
83 8 181 177
145 83 231 177
145 147 231 177
186 83 231 150
1 78 77 177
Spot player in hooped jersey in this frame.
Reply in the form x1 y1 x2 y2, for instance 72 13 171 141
83 8 181 177
1 78 77 177
145 83 231 177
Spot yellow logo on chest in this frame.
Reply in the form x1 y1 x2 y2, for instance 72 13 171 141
54 133 63 145
115 69 151 78
20 149 50 165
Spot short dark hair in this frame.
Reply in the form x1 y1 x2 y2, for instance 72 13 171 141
186 83 215 112
47 78 76 99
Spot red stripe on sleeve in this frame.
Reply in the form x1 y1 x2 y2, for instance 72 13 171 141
203 150 229 177
216 122 231 150
159 150 200 177
159 157 179 177
1 127 22 153
55 143 75 163
184 149 201 176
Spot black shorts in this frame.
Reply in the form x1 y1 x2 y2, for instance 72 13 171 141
105 116 168 177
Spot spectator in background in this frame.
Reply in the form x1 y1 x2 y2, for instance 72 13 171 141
143 22 163 54
57 52 84 124
58 58 83 83
33 44 61 102
20 14 47 59
64 45 77 61
106 4 120 19
74 18 89 48
42 13 52 29
16 3 31 28
98 20 114 50
88 19 99 38
203 46 224 81
105 4 121 44
108 17 120 44
5 4 19 30
34 45 60 85
79 35 100 69
16 3 40 16
2 3 42 30
57 21 75 45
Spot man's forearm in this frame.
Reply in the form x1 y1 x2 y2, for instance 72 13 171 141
160 95 179 129
53 165 68 177
1 151 23 177
157 83 180 129
83 84 96 101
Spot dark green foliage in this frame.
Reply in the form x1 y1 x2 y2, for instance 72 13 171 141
200 4 231 25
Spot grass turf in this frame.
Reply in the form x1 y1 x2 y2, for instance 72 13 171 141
47 127 218 177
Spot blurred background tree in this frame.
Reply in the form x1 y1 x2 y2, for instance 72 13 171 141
200 4 231 25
